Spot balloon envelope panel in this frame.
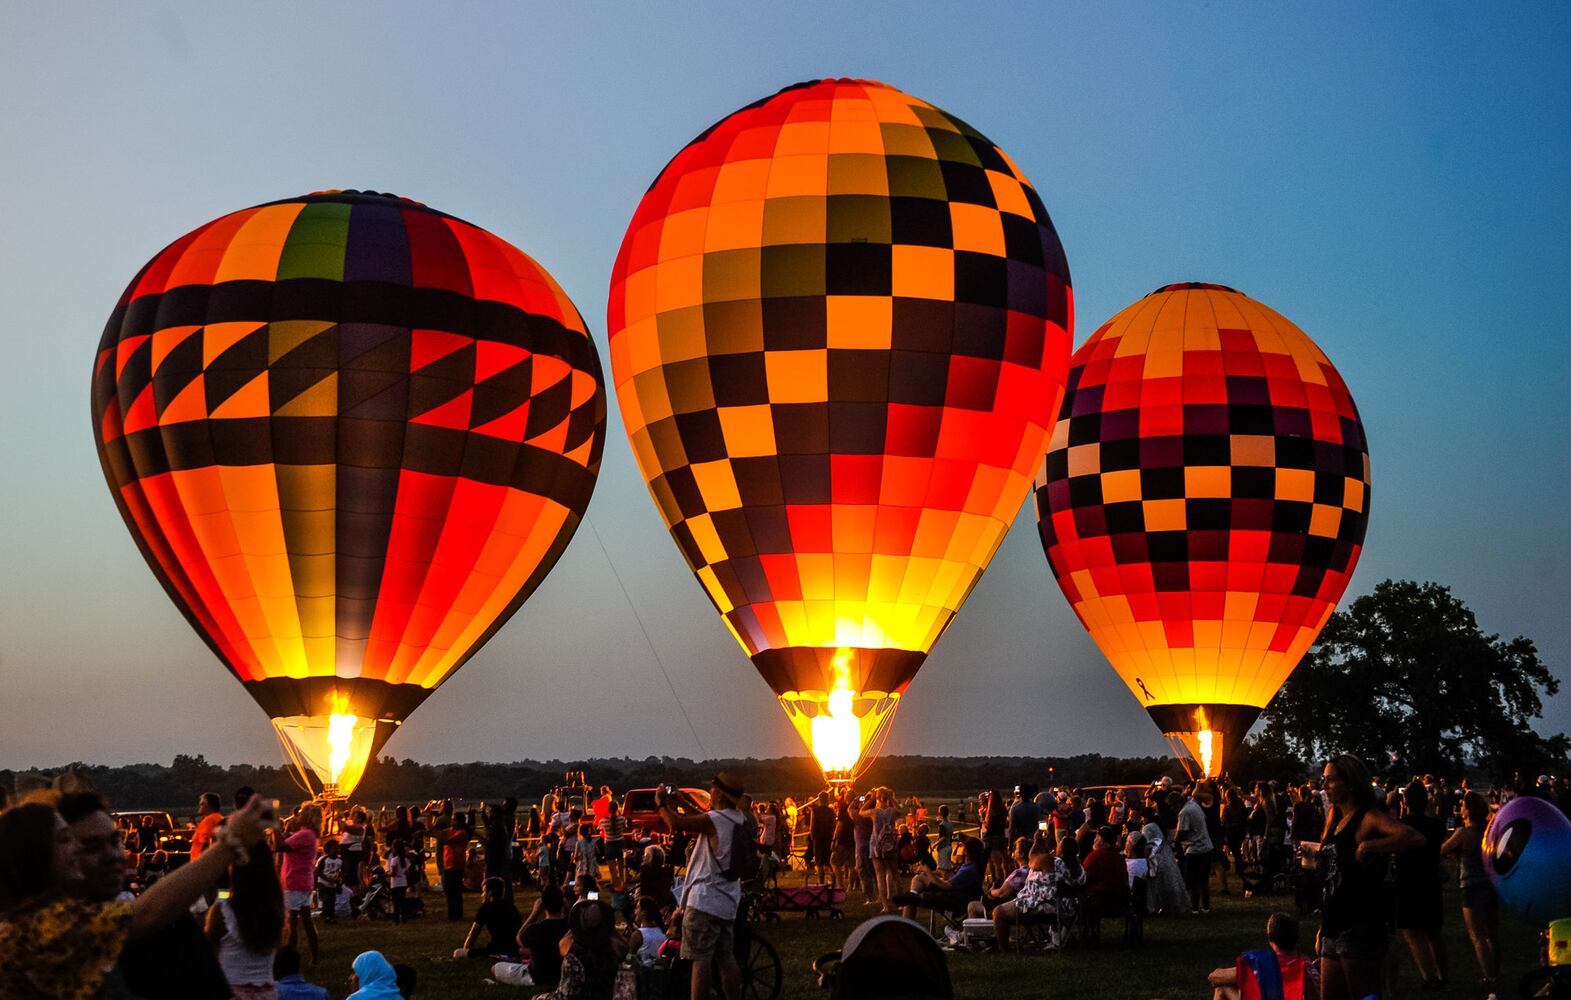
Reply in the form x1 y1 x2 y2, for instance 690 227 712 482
1034 283 1368 773
1484 795 1571 920
91 190 606 792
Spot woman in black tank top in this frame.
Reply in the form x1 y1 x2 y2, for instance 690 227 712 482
1316 755 1425 1000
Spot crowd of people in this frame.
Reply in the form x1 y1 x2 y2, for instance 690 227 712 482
0 763 1563 999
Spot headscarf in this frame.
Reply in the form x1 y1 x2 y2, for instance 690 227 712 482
347 950 403 999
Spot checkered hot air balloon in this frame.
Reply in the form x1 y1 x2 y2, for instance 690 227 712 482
608 79 1073 782
1034 283 1370 778
90 190 606 798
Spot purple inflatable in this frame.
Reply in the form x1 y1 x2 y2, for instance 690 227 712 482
1483 795 1571 920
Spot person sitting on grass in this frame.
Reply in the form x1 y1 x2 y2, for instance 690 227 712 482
274 946 330 1000
894 836 985 922
346 950 403 1000
627 897 668 965
453 877 522 959
538 899 619 1000
490 883 569 988
1207 912 1320 1000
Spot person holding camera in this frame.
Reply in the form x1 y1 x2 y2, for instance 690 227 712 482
657 771 749 1000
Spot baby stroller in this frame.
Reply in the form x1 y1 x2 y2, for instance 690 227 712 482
813 916 953 1000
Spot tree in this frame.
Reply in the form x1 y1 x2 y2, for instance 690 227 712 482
1254 579 1568 777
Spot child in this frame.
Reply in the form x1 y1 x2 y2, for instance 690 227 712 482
315 839 344 923
534 833 556 887
628 898 667 964
573 823 600 884
386 839 410 924
1207 912 1319 1000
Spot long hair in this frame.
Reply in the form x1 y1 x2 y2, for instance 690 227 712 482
1321 754 1377 838
228 843 285 953
0 803 60 912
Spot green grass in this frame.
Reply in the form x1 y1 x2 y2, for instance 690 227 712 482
299 874 1542 999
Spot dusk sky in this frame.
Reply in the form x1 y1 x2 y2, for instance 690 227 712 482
2 3 1567 770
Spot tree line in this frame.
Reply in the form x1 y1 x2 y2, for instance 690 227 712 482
1 752 1182 813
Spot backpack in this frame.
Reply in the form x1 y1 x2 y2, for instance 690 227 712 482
719 814 760 882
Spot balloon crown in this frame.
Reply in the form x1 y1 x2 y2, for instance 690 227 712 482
1149 281 1241 296
299 189 428 207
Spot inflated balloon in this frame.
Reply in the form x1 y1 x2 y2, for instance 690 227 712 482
91 190 606 797
609 79 1072 781
1484 795 1571 920
1035 283 1368 777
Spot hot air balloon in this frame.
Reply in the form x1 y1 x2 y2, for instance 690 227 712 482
608 79 1072 783
91 190 605 798
1034 283 1369 778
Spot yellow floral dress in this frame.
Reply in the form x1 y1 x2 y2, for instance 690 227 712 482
0 896 133 999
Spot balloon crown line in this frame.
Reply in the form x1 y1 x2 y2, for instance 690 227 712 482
297 189 428 208
1149 281 1242 296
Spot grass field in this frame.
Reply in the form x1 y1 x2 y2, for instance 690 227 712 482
297 874 1542 999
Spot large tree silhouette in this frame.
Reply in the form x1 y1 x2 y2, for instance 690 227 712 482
1254 579 1567 776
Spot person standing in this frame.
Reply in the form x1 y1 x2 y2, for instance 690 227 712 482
1007 786 1041 847
934 804 955 873
599 799 629 887
439 815 472 921
1317 754 1424 1000
206 843 285 999
1176 787 1215 913
279 804 321 965
1439 791 1500 994
659 772 747 1000
315 839 344 924
386 840 411 924
852 796 875 905
190 792 225 861
1395 781 1447 990
339 808 369 896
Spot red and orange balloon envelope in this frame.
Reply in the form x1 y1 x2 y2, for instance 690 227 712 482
609 79 1072 782
1035 283 1369 777
90 191 605 796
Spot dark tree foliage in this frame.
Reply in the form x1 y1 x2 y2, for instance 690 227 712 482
1 752 1180 813
1252 579 1567 777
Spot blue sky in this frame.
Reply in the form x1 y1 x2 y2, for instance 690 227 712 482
2 3 1567 768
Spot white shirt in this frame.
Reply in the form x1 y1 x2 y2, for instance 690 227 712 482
1176 798 1214 854
388 855 409 889
637 926 668 964
214 899 276 987
679 808 745 920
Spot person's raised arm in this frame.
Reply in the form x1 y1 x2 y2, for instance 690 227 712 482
130 795 265 940
656 787 716 838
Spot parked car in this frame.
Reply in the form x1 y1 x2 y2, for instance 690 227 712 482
621 787 711 839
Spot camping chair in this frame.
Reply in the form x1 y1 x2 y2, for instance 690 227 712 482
1082 877 1144 946
813 915 954 1000
1235 949 1306 1000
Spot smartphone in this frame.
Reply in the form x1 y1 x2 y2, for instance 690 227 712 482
586 890 600 901
1038 820 1048 831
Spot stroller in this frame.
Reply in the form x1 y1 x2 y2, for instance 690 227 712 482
813 916 953 1000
